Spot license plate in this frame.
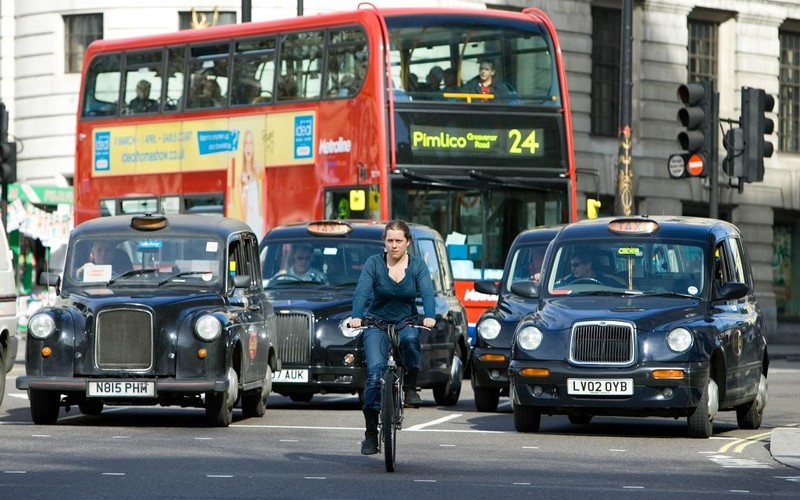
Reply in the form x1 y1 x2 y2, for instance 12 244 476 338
567 378 634 396
274 369 309 383
87 380 155 397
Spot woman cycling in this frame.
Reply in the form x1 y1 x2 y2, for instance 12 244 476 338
350 220 436 455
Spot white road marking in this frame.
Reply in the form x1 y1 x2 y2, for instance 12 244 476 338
207 475 233 478
414 479 436 483
775 476 800 483
438 444 456 447
280 439 299 442
623 486 644 489
609 449 626 452
194 437 213 441
729 490 750 493
112 436 130 439
522 446 539 450
404 414 461 431
31 434 50 438
101 473 125 476
9 393 28 400
513 482 531 486
304 476 326 480
4 471 27 474
232 424 363 431
708 455 772 469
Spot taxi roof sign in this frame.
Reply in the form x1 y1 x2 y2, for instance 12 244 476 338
307 221 353 236
131 214 168 231
608 218 660 235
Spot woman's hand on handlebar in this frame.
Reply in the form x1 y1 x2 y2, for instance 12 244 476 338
422 317 435 329
349 318 362 329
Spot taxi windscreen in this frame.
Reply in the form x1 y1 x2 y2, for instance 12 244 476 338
260 239 385 288
65 235 224 286
544 240 706 297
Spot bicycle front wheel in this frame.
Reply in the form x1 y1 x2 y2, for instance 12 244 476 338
381 369 397 472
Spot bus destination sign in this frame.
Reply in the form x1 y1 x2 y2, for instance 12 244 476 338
410 125 545 158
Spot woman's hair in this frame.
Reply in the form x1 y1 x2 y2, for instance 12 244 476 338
383 220 412 242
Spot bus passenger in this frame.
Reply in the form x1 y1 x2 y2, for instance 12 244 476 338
278 74 298 100
462 59 513 102
128 80 158 114
424 66 444 92
442 67 460 92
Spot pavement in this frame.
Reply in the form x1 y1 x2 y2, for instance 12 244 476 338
8 332 800 469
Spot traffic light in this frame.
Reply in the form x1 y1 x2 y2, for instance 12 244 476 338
0 141 15 184
722 128 744 178
740 87 775 183
676 81 716 177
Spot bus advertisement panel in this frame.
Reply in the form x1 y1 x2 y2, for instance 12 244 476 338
75 7 577 339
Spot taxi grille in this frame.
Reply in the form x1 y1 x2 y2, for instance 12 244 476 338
570 321 635 365
276 312 312 365
95 308 153 371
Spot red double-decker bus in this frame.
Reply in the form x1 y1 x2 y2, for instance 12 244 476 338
75 6 577 336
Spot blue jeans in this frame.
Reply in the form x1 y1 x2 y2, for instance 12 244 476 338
362 322 421 411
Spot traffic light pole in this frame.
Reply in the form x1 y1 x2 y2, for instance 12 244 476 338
709 91 719 220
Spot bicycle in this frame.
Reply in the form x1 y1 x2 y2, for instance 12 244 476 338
350 317 430 473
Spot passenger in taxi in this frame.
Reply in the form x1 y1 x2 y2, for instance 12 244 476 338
76 240 133 280
284 244 325 282
554 248 621 287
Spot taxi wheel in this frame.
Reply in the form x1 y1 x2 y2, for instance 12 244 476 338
513 404 541 433
736 373 767 430
688 377 718 438
79 399 104 416
242 365 272 419
568 413 593 425
0 350 5 407
206 367 238 427
433 352 464 406
473 387 500 412
289 393 314 403
29 389 60 425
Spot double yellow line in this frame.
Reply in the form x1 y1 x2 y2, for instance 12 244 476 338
719 431 772 453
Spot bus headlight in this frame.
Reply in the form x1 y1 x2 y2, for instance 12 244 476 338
29 313 56 340
477 318 501 340
667 327 693 353
195 315 222 341
517 326 543 351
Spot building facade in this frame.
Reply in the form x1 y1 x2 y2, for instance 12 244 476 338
1 0 798 341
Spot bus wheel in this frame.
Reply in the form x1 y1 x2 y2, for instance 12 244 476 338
29 389 60 425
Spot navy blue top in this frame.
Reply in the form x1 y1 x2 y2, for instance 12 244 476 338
352 252 436 323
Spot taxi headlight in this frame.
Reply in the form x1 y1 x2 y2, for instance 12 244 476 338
29 313 56 340
477 318 501 340
195 315 222 341
517 326 544 351
667 327 693 353
340 317 361 338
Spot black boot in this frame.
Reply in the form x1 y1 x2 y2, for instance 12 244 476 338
403 369 423 408
361 409 379 455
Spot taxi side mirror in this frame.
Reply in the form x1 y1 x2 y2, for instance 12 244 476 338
232 274 251 289
474 279 500 295
38 272 61 295
510 280 538 298
713 281 748 301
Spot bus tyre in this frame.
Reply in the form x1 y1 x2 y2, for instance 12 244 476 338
688 376 718 438
473 386 500 412
206 367 238 427
29 389 60 425
242 365 272 419
79 399 104 416
513 404 541 433
433 351 464 406
736 373 767 430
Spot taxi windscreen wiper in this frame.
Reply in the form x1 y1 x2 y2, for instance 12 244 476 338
638 291 698 299
107 268 159 285
158 271 215 286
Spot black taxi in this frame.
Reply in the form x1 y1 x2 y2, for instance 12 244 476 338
260 220 470 405
508 216 769 438
17 214 279 427
471 227 560 412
